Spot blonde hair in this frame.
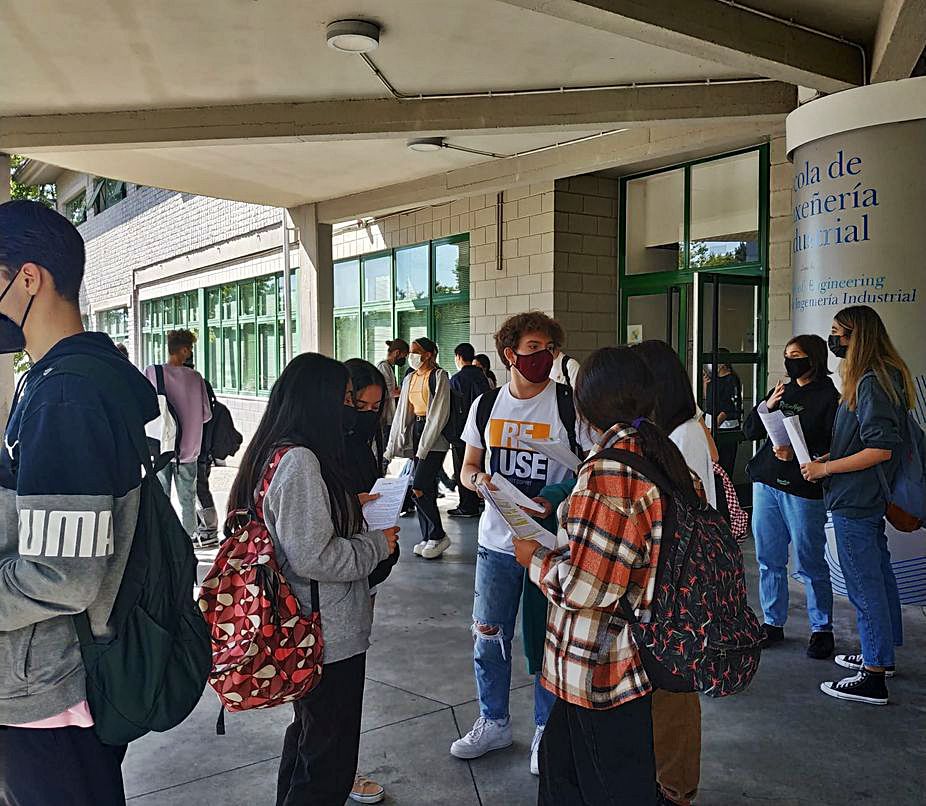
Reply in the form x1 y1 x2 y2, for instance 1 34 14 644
834 306 914 411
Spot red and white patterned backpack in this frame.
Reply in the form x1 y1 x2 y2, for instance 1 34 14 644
198 447 324 728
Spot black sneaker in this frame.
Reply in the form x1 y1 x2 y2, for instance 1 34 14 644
820 670 888 705
835 653 895 678
759 624 784 649
193 533 220 550
806 631 835 660
448 507 480 519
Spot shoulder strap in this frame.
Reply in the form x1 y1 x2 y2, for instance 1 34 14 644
555 382 579 456
475 386 502 450
154 364 167 397
562 354 572 388
587 448 674 500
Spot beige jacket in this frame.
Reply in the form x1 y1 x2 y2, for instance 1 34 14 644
385 367 451 460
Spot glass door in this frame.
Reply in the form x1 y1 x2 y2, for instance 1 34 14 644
622 284 690 373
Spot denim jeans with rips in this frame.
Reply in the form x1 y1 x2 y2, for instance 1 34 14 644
157 460 198 536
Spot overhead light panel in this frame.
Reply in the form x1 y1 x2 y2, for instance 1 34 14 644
406 137 445 153
326 20 381 53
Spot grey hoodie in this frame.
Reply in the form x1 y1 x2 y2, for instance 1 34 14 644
263 447 390 664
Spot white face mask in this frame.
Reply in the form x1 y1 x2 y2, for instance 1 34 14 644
408 353 423 371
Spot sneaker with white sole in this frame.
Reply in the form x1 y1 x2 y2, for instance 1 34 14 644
450 717 513 759
421 536 451 559
412 540 427 556
820 670 888 705
530 725 544 776
349 774 385 804
835 653 895 677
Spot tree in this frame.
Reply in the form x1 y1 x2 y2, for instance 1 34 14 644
9 154 56 207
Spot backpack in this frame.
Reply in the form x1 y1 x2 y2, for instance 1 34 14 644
145 364 183 469
560 353 574 389
713 461 750 541
428 369 466 445
475 381 579 456
879 410 926 532
595 447 763 698
55 356 212 745
198 446 324 731
201 380 243 462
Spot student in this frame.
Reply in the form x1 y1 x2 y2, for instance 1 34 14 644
515 346 702 805
453 312 574 774
183 351 221 548
703 348 743 475
144 329 212 541
376 338 409 438
0 200 160 805
744 335 839 659
385 337 452 559
227 353 398 804
630 339 713 806
448 342 490 519
475 352 498 389
802 305 914 706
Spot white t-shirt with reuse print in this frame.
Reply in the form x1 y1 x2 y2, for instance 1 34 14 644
461 381 573 555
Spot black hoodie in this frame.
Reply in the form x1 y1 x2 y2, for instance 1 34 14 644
744 376 840 500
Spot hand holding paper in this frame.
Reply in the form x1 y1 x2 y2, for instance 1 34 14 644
782 415 811 465
478 483 558 549
362 475 412 531
757 401 790 449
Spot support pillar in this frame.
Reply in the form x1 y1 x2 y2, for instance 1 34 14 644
287 203 333 356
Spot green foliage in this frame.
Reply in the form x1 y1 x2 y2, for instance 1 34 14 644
9 155 56 208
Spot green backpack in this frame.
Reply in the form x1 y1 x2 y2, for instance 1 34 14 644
57 356 212 745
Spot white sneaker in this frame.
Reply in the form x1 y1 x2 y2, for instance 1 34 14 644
421 536 451 559
412 540 427 556
530 725 544 775
450 717 513 759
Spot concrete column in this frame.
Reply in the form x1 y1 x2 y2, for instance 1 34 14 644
287 203 333 356
0 153 12 425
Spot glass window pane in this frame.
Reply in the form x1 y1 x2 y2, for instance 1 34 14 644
690 151 760 268
334 260 360 309
626 169 684 275
239 281 256 317
206 326 220 387
362 309 393 365
221 285 237 321
625 293 669 345
240 322 257 394
257 276 276 317
396 306 429 350
433 301 470 370
207 288 220 321
259 323 278 391
162 298 174 327
222 325 239 390
334 314 360 361
700 280 759 353
433 239 469 296
701 362 757 486
363 254 392 304
186 291 200 326
395 244 429 301
152 332 163 365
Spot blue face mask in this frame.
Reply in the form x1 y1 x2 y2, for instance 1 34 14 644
0 267 35 355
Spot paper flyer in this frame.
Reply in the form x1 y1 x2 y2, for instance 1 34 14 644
782 415 812 464
757 401 790 448
362 475 412 531
478 483 557 550
519 436 582 474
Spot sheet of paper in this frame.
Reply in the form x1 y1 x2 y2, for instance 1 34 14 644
362 475 412 531
519 436 582 474
478 484 558 549
757 402 790 448
782 415 811 464
489 473 546 513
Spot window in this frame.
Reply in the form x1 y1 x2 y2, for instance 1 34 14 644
142 270 298 395
332 235 470 366
63 192 87 226
90 178 127 215
96 307 128 347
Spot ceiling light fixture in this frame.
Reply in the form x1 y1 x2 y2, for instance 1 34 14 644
326 20 381 53
406 137 445 153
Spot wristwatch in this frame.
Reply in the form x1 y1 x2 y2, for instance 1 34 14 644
470 471 481 487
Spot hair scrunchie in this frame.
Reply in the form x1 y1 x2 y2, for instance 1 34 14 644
631 416 645 429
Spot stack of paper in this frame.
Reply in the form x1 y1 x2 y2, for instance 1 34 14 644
757 401 790 448
362 475 412 531
478 476 557 549
519 436 581 473
782 416 812 464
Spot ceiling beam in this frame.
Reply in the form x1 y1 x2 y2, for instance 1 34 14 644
315 120 780 223
496 0 863 93
0 81 795 152
870 0 926 83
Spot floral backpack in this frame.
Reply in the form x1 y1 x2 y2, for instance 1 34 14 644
198 447 324 732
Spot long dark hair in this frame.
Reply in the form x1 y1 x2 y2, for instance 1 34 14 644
631 340 696 435
227 353 360 538
575 347 697 502
344 357 388 468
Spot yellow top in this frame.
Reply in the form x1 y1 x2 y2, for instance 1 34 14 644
408 369 431 417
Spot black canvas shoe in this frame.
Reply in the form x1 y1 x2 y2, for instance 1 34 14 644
835 653 895 678
820 670 888 705
806 631 835 660
759 624 784 649
448 507 480 519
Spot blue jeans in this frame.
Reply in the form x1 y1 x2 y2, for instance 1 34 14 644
158 460 198 536
473 546 555 726
832 512 903 667
752 483 833 632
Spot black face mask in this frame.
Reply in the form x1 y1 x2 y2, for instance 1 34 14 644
352 410 380 443
0 268 35 356
394 356 407 368
828 334 848 359
784 356 812 380
342 404 357 434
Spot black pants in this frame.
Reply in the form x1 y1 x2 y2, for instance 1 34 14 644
196 459 214 510
412 418 447 544
538 694 658 806
0 725 127 806
452 443 480 514
276 653 366 806
716 433 739 478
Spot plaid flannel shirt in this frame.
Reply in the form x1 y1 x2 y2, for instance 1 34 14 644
528 424 664 710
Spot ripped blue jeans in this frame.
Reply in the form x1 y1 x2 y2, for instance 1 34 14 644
473 546 555 726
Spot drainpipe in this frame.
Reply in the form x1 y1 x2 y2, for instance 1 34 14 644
281 210 293 364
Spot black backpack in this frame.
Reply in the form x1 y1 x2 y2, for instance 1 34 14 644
56 356 212 745
426 368 467 445
474 381 579 456
591 448 762 698
152 364 183 469
201 380 242 462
